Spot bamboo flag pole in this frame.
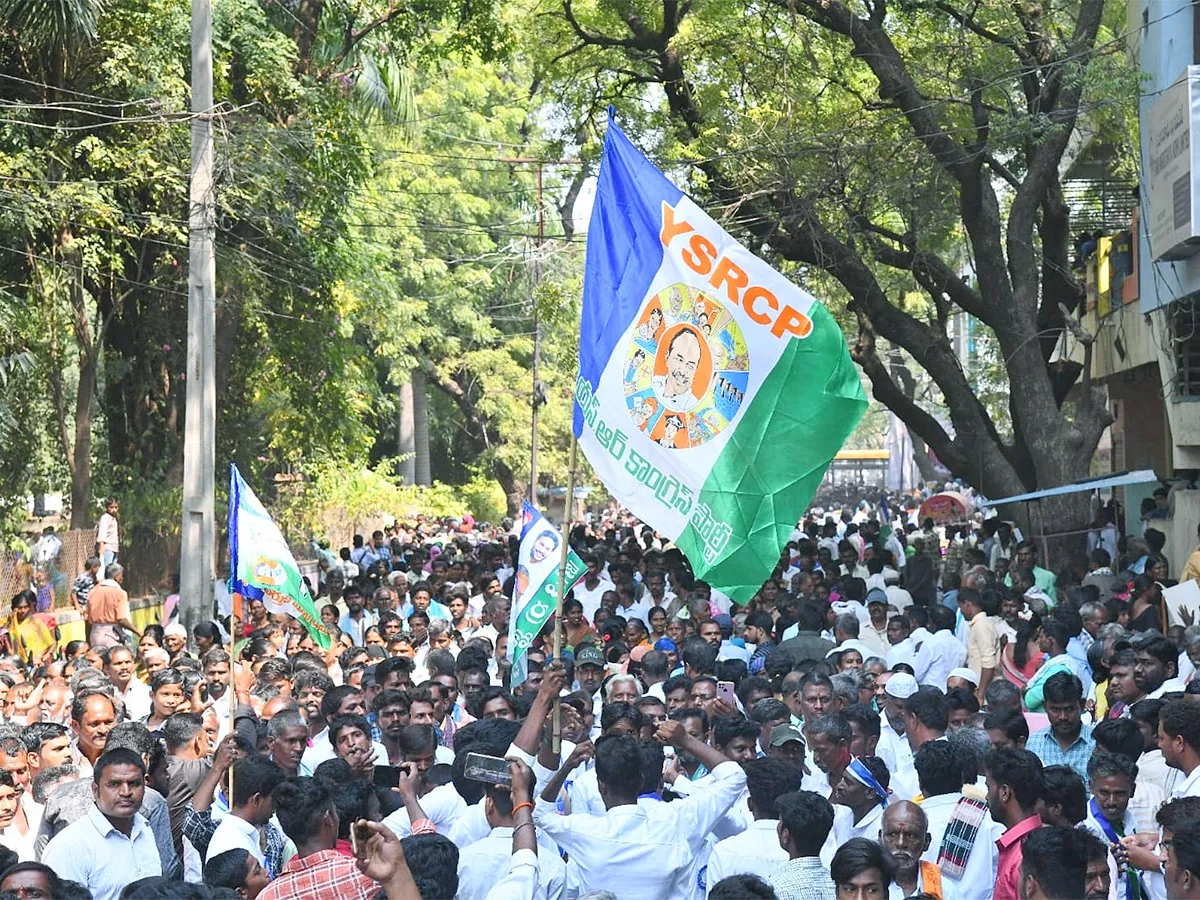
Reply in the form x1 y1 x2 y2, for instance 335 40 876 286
551 433 579 755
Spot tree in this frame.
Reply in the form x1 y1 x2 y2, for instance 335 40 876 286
533 0 1136 530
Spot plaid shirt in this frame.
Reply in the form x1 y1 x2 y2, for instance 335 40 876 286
936 794 989 880
182 806 288 878
256 849 379 900
1027 725 1095 789
771 856 836 900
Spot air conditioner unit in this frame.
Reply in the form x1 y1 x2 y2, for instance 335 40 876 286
1147 66 1200 261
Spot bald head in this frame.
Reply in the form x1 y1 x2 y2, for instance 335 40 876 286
880 800 929 875
260 697 296 721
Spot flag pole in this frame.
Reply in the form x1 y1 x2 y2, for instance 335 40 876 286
228 592 240 805
551 432 579 754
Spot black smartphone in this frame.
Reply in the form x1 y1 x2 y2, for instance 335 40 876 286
463 752 512 787
373 765 402 789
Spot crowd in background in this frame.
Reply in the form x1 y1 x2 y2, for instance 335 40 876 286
0 496 1195 899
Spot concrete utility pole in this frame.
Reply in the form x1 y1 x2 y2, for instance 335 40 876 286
181 0 216 643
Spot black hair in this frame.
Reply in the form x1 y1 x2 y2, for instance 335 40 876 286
636 740 665 796
594 733 641 797
1091 718 1144 761
163 713 205 753
670 706 709 734
1041 765 1086 824
831 836 895 888
1020 826 1089 899
400 833 459 900
106 722 155 757
843 703 881 739
271 777 334 844
599 702 644 736
749 698 790 725
0 863 64 898
712 715 759 749
662 674 693 697
375 656 415 685
149 669 185 692
986 747 1044 809
231 756 285 808
320 685 363 722
1136 635 1178 673
450 718 522 805
681 639 718 675
292 670 335 696
743 758 803 819
913 740 961 798
93 748 146 784
1129 698 1166 734
20 722 68 754
945 687 980 716
1087 750 1138 785
904 686 949 732
1158 797 1200 831
1161 698 1200 750
203 849 253 891
1042 671 1084 706
983 708 1029 746
328 714 372 748
806 714 851 745
468 686 514 720
776 790 835 857
709 875 777 899
70 689 115 725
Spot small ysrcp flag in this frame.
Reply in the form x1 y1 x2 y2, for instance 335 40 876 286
228 464 331 650
574 113 867 602
507 502 585 688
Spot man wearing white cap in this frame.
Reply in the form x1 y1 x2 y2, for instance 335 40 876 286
947 667 980 693
877 672 917 797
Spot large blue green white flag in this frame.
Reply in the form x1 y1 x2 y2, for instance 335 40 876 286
507 501 585 687
574 113 867 602
228 464 331 650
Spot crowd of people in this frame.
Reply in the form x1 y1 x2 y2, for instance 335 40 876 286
0 499 1198 900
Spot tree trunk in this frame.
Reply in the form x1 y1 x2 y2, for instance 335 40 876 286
494 458 526 517
412 368 431 486
397 378 416 484
69 343 96 530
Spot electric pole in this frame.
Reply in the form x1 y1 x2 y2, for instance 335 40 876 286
181 0 216 644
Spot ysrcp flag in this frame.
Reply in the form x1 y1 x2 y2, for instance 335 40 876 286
508 501 585 688
228 464 331 650
574 114 867 601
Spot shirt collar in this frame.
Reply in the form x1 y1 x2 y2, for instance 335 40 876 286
86 803 144 839
998 814 1043 849
283 849 349 873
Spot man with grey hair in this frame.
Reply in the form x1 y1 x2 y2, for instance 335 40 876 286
265 708 307 777
830 673 861 713
84 563 140 649
1078 601 1109 652
36 722 180 878
31 765 78 804
880 800 939 897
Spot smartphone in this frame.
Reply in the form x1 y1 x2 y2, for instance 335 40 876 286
463 752 512 787
716 680 737 706
373 765 402 789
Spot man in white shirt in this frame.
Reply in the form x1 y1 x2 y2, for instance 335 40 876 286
102 646 152 723
299 686 388 775
572 555 614 623
703 757 799 895
381 725 466 836
43 749 162 900
913 740 1003 900
885 615 916 669
456 771 566 900
1160 698 1200 798
205 756 286 864
913 607 967 690
532 718 746 900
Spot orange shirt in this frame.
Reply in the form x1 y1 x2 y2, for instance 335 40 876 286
86 581 131 626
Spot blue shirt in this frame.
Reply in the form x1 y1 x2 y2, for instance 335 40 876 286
43 805 161 900
1027 724 1095 788
398 599 453 622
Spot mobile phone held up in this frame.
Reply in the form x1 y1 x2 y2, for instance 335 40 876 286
716 680 737 706
463 752 512 787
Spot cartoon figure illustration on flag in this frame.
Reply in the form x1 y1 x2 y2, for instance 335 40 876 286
574 111 868 601
508 501 586 688
228 464 331 650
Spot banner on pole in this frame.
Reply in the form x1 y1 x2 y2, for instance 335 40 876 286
507 501 585 688
228 464 331 650
573 112 867 602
